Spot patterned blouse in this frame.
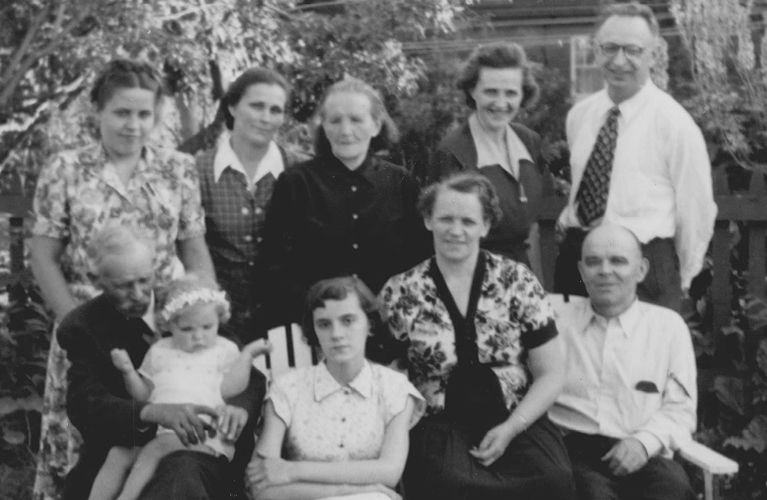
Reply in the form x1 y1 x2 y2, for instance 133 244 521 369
380 251 558 416
32 143 206 291
268 361 425 462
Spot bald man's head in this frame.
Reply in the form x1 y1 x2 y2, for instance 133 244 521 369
579 224 649 317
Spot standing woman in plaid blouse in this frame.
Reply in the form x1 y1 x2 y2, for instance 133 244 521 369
196 68 307 345
28 58 215 500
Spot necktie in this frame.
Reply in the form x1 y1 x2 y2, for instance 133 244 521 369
576 106 621 226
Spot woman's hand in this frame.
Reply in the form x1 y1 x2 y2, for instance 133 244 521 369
215 405 248 442
469 420 517 467
246 455 295 493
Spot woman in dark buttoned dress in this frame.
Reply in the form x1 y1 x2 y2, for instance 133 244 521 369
261 77 429 324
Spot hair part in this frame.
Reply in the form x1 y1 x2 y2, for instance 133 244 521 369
220 67 292 130
596 1 660 38
418 171 503 228
457 41 540 110
156 273 231 333
88 225 155 278
313 77 399 158
90 58 166 111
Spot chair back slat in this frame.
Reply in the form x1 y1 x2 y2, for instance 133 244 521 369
253 324 314 382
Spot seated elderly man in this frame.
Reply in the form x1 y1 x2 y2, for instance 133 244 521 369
549 224 697 500
57 226 265 500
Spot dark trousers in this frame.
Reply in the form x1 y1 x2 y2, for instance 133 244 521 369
554 228 682 312
140 450 232 500
564 433 695 500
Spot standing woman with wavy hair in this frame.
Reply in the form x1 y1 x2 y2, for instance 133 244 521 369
428 42 547 273
29 58 214 500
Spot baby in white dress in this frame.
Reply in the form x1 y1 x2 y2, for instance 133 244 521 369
88 274 271 500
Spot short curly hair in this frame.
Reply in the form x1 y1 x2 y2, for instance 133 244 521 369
313 78 399 158
90 58 165 111
457 42 539 111
220 67 292 130
417 171 503 228
301 276 389 361
156 273 231 334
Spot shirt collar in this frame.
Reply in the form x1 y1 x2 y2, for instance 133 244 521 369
321 152 377 187
213 132 284 186
142 292 156 332
576 297 642 338
313 359 374 401
468 114 532 178
597 79 656 125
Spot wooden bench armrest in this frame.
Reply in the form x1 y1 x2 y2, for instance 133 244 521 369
676 440 739 475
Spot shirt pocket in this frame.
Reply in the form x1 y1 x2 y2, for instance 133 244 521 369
622 379 663 429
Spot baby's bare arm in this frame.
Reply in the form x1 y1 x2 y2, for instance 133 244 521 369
221 340 272 398
111 349 152 402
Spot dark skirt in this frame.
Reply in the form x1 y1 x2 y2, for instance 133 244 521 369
404 414 576 500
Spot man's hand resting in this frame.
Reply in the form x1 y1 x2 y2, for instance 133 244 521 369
602 437 649 476
139 403 219 446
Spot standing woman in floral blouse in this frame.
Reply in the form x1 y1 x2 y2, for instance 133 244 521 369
380 172 575 499
196 68 307 344
28 58 214 500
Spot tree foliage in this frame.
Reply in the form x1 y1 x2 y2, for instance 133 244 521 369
0 0 480 195
670 0 767 169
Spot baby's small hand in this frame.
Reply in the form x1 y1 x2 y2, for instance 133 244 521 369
110 349 134 374
243 339 273 358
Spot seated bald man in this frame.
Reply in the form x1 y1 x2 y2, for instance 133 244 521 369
58 226 265 500
549 224 697 500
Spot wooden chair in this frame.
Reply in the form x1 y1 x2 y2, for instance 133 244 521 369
252 323 317 382
547 294 738 500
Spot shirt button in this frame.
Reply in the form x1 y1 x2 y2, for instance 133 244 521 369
352 213 359 220
244 235 253 242
351 185 358 192
339 443 345 448
352 243 359 250
341 417 347 423
241 207 249 215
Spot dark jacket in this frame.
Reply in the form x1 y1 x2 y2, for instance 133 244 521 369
428 121 547 264
261 153 430 323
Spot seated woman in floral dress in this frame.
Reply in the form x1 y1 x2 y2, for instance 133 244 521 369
380 172 576 500
246 276 425 500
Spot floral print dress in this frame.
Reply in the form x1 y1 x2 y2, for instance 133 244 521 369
379 250 558 416
31 144 205 500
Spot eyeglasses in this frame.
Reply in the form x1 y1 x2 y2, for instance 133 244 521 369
598 43 645 59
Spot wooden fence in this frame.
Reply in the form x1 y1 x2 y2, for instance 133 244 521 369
3 170 767 342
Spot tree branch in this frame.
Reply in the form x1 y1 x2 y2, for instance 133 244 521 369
0 3 91 112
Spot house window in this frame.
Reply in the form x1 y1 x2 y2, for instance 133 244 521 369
571 35 603 101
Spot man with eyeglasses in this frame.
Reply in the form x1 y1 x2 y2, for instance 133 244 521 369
554 1 716 313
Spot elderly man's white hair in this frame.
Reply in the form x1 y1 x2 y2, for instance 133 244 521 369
87 225 155 276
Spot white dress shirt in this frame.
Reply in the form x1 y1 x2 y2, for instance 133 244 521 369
549 297 697 459
558 81 717 289
213 132 285 189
